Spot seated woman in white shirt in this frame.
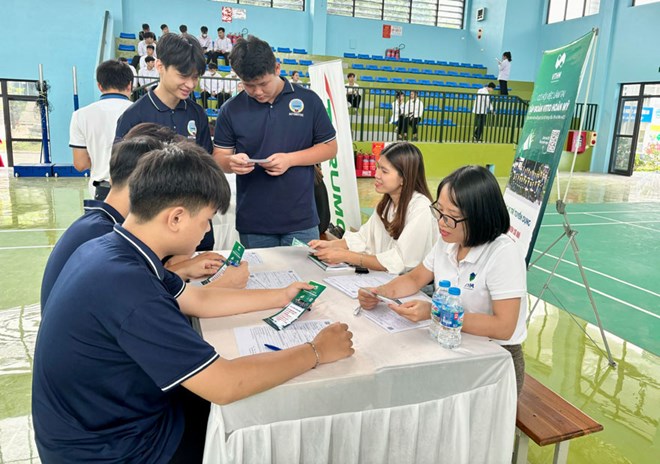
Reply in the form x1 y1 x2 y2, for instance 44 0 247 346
357 165 527 395
309 142 438 274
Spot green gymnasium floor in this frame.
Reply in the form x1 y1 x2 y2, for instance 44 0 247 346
0 171 658 463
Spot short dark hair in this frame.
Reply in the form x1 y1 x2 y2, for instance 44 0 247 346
503 51 512 61
96 59 133 91
144 32 156 41
291 70 299 76
160 24 168 30
109 136 162 188
436 165 509 247
217 27 225 33
129 142 230 221
347 72 355 78
146 44 155 51
229 35 276 82
487 82 496 89
142 23 150 30
118 57 128 63
157 33 206 77
201 26 208 33
208 62 218 70
179 24 188 33
123 123 184 144
144 56 155 63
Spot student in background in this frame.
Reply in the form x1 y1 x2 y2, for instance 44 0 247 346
33 142 354 463
291 70 301 84
473 82 495 142
198 26 212 60
69 60 133 200
200 62 221 107
346 72 361 109
138 56 159 89
137 32 157 57
213 35 338 248
497 51 512 95
211 27 233 66
179 24 188 34
403 90 423 141
138 23 150 41
138 44 156 70
118 57 138 91
358 165 527 395
160 24 169 36
390 91 406 140
310 142 437 274
115 32 216 251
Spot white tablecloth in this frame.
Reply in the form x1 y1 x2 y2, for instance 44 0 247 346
201 246 517 464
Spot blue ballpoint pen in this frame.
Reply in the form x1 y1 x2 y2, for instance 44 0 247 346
264 344 282 351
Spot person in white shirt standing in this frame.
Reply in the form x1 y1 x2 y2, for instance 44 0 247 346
211 27 233 66
403 90 424 141
138 57 159 89
134 32 156 68
69 60 133 200
497 51 512 96
118 57 138 91
200 62 222 107
138 45 156 70
473 82 495 142
309 142 438 274
198 26 213 62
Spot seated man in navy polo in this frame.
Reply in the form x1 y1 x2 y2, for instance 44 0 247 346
115 32 216 251
213 35 338 248
32 142 355 463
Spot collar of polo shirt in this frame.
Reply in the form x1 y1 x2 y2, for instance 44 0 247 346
147 89 188 112
445 241 489 264
113 223 165 281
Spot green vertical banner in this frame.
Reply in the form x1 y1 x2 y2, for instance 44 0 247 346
503 31 595 264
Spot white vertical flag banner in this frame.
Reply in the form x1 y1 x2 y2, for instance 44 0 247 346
309 60 361 232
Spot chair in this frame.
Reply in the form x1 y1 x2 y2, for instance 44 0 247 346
471 83 482 89
119 32 136 39
460 62 471 68
419 79 432 86
447 71 459 76
381 66 393 72
361 76 375 82
293 48 307 54
459 72 471 77
219 65 231 72
423 59 436 65
344 52 357 59
300 59 313 66
459 83 471 89
118 44 135 52
371 55 384 60
448 61 460 67
399 57 411 62
277 47 292 53
434 69 447 75
395 67 407 73
411 58 423 64
432 80 444 87
352 63 365 70
377 77 390 83
283 58 298 65
366 65 379 71
422 69 434 75
279 69 288 76
404 78 417 84
408 68 421 74
391 77 403 84
357 54 370 60
438 61 449 66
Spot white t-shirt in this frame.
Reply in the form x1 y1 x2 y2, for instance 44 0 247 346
201 71 222 94
198 34 212 50
344 192 439 274
137 41 156 57
473 87 493 115
498 59 511 81
214 37 233 53
138 67 159 88
69 95 133 193
405 99 424 118
422 234 527 345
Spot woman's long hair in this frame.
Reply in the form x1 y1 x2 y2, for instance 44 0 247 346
376 142 432 240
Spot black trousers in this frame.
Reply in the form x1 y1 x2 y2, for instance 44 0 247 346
473 114 487 141
168 388 210 464
209 51 230 66
93 180 111 201
402 116 420 136
499 79 509 95
347 93 361 109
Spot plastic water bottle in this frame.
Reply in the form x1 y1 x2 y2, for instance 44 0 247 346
438 287 464 349
429 280 451 340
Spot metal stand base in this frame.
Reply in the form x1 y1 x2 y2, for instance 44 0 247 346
528 199 616 368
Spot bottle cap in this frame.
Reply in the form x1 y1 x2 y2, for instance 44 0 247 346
448 287 461 296
439 280 451 288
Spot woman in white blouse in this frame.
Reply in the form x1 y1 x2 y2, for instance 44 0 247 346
497 51 512 95
309 142 438 274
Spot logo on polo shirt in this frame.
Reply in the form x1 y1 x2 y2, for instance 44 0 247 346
464 272 477 290
289 98 304 117
187 120 197 138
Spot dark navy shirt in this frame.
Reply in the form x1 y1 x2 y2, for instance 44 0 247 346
115 89 213 153
33 224 218 463
114 89 215 250
214 79 336 234
40 200 185 312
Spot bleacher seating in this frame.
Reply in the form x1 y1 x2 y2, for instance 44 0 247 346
299 59 313 66
357 54 370 60
119 32 136 39
352 63 365 70
377 77 389 83
405 78 417 84
366 65 379 71
372 55 383 60
344 53 357 58
424 60 435 65
219 65 231 72
419 79 432 86
277 47 292 53
411 58 423 64
283 58 298 65
293 48 307 54
361 76 375 82
118 44 135 52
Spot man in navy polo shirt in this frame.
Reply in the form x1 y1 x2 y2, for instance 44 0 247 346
32 143 354 463
115 32 215 250
213 35 338 248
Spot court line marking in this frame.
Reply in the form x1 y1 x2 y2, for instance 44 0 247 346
545 208 660 215
531 265 660 320
540 220 660 228
582 212 660 233
0 245 54 251
532 248 660 299
0 228 66 233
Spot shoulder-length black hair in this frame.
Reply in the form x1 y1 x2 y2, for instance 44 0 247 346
377 142 433 240
436 165 509 247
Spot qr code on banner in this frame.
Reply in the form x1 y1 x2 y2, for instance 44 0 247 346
547 129 561 153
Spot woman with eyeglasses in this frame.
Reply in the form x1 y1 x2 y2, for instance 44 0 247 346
309 142 438 274
357 165 527 395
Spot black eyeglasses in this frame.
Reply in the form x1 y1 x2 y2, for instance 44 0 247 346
429 202 467 229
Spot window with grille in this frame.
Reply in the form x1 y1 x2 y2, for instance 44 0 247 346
327 0 465 29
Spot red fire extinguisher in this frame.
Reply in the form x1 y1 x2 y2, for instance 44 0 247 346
356 151 364 170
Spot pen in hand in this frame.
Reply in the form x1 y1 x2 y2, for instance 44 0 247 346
353 305 362 316
264 344 282 351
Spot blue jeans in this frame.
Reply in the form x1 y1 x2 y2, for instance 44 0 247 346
240 226 319 249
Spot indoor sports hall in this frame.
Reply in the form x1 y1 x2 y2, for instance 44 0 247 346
1 1 658 463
